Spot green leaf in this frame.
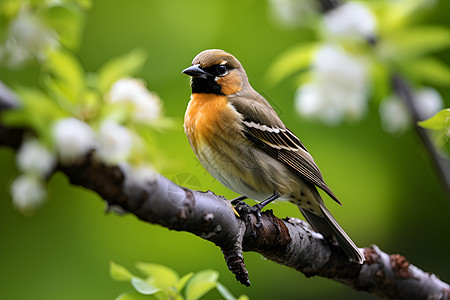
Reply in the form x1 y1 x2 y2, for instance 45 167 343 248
418 109 450 130
97 48 147 93
41 4 85 50
380 0 431 31
3 86 68 146
131 277 159 295
237 296 250 300
110 261 134 281
185 270 218 300
216 282 236 300
407 58 450 87
264 42 318 86
44 49 85 103
418 109 450 154
41 75 74 112
135 262 179 290
115 292 157 300
175 272 194 292
389 26 450 59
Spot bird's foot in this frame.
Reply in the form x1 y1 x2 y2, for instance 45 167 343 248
230 195 247 205
250 203 263 228
234 193 279 228
235 201 263 228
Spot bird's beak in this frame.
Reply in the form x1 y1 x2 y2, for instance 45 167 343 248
182 64 210 79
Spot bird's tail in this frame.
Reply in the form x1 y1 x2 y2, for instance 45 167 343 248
298 204 365 264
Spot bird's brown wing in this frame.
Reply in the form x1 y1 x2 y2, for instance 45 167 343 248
230 96 340 204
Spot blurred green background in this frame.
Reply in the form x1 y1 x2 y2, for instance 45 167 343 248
1 0 449 299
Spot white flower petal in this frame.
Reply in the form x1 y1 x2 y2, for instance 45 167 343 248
380 88 444 134
315 45 368 88
324 2 377 39
108 78 161 122
0 8 58 68
295 84 323 117
414 87 444 121
296 45 370 125
16 138 56 176
11 174 46 214
379 95 410 134
96 120 132 164
53 118 96 164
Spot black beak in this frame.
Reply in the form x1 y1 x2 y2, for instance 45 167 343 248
182 65 210 79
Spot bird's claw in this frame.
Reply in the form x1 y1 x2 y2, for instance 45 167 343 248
251 203 263 228
234 201 263 228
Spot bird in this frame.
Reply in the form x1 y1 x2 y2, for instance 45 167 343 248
182 49 365 264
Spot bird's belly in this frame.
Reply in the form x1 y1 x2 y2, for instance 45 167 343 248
198 145 272 201
196 138 300 202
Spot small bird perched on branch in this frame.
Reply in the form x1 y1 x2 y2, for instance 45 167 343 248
182 49 365 264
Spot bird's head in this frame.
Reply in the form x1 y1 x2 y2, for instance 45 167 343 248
182 49 248 96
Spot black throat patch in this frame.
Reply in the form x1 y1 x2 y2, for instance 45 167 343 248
190 77 224 95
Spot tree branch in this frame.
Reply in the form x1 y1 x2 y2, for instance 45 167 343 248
392 74 450 197
0 82 449 299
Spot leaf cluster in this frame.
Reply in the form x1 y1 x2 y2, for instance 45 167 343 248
110 262 248 300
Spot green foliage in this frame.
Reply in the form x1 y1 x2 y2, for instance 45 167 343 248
131 277 160 295
43 49 85 105
110 262 248 300
0 0 89 68
0 46 166 165
267 0 449 134
1 86 69 146
40 2 87 50
386 26 450 61
372 1 450 87
418 109 450 154
136 262 180 290
115 293 154 300
407 58 450 87
264 42 318 86
184 270 218 300
97 48 147 94
110 261 134 281
0 0 169 217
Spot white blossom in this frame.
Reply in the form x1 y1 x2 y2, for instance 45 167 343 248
96 120 132 164
379 95 410 134
414 88 444 121
11 174 46 215
379 87 444 134
295 45 370 125
53 117 96 164
323 2 377 39
0 8 58 68
107 78 161 123
16 138 57 176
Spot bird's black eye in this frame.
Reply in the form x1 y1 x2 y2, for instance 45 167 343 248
216 64 228 76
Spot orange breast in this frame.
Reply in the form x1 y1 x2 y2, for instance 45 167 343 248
184 93 230 151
